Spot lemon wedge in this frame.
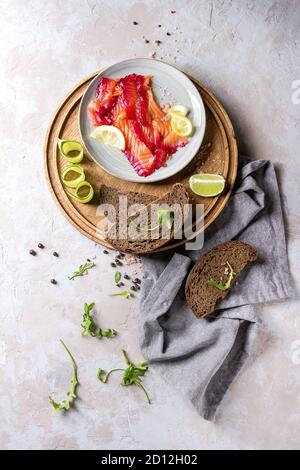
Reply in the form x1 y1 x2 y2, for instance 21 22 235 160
167 104 189 117
189 174 225 197
90 126 125 150
171 115 193 137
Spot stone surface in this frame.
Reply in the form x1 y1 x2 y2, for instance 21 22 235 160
1 0 300 450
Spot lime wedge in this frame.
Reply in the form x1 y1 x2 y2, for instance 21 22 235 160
189 174 225 197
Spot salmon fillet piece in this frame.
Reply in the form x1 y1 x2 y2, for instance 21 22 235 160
88 74 188 176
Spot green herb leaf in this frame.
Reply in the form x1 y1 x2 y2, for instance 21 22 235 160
115 271 121 284
97 349 150 404
49 339 78 412
68 261 95 280
157 209 174 230
207 261 234 291
81 302 117 338
109 291 132 299
136 209 175 233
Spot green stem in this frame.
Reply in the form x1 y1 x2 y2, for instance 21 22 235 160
136 381 151 404
121 349 131 366
99 367 125 383
60 339 78 386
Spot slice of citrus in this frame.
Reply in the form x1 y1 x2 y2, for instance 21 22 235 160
90 125 125 150
171 115 193 137
167 104 189 117
189 174 225 197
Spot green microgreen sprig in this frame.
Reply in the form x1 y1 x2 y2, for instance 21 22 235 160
97 350 150 404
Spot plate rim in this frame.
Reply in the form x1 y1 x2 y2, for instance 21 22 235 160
78 58 206 183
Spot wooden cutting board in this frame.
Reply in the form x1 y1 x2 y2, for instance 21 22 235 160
44 70 238 251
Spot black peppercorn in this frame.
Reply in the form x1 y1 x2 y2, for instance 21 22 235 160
124 274 130 280
134 278 141 284
29 249 36 256
38 243 44 249
133 21 138 25
103 250 109 254
50 279 57 285
111 262 116 268
53 252 59 257
131 285 137 291
116 259 122 266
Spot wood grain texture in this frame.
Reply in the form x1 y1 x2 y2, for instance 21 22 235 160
44 70 238 251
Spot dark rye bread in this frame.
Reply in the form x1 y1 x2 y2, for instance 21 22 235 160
185 241 258 318
99 183 190 254
99 184 155 207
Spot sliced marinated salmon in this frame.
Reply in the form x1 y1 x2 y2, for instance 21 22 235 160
88 73 189 176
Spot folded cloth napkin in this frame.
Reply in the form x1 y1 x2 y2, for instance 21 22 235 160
139 158 291 420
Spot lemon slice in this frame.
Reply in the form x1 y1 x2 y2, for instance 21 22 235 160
189 174 225 197
167 104 189 117
171 115 193 137
90 125 125 150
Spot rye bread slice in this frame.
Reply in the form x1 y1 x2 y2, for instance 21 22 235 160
99 183 190 254
99 185 155 207
185 241 258 318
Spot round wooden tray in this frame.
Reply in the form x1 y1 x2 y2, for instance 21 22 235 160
44 70 238 251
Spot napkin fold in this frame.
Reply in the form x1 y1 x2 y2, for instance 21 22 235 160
139 158 291 420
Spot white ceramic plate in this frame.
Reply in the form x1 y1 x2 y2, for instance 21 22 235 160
79 58 206 183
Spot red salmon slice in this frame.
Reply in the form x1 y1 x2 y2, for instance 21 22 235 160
88 74 189 176
117 119 155 176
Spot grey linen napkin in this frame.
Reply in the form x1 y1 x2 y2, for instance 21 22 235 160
139 158 291 420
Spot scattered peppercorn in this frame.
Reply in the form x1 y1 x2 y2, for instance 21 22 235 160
171 10 176 14
116 283 121 288
116 254 122 259
145 39 150 43
29 249 37 256
119 282 124 287
50 279 57 285
134 278 141 284
158 24 162 27
135 285 141 290
53 252 59 257
155 40 162 45
124 274 130 280
86 258 91 262
166 32 171 36
111 262 116 268
103 250 109 254
116 259 122 266
131 285 137 291
133 21 138 25
38 243 45 249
